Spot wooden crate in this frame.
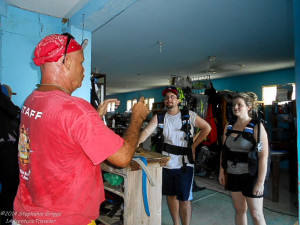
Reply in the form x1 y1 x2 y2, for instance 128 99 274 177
99 148 169 225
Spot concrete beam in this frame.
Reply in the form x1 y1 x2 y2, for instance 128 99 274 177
69 0 140 32
0 0 7 17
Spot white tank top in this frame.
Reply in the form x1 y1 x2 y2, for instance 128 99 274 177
162 110 197 169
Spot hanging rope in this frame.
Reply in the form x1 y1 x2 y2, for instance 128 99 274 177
81 14 85 43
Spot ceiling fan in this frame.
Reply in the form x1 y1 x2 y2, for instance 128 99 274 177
198 56 244 75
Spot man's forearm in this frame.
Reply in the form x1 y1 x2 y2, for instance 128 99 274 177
106 97 149 168
106 117 144 168
123 116 144 152
192 128 211 149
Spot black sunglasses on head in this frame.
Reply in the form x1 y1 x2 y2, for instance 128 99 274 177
62 33 75 64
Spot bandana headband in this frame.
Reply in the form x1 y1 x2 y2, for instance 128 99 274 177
33 34 82 66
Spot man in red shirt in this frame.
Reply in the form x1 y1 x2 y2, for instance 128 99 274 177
13 33 149 225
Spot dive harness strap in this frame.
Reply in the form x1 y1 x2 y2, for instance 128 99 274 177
255 119 262 152
164 143 188 155
156 109 194 166
222 119 264 176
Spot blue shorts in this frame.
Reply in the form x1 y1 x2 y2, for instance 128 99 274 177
162 166 194 201
227 173 267 198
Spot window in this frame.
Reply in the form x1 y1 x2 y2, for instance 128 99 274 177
148 98 155 110
262 83 295 105
262 86 277 105
126 100 132 111
126 99 137 112
107 101 116 112
126 97 155 111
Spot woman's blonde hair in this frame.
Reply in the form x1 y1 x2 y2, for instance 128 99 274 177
233 92 258 118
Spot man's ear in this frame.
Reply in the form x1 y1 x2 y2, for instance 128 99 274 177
63 54 72 70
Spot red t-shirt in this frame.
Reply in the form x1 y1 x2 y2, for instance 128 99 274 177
13 90 124 225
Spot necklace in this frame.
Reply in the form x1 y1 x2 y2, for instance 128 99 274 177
36 83 71 94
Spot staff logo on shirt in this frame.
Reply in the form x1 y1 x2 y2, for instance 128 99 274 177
18 125 33 165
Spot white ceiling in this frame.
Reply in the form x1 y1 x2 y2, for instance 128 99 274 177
3 0 89 19
3 0 295 95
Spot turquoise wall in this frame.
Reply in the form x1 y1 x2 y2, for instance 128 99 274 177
212 68 295 101
0 5 92 108
1 6 64 107
109 68 295 113
68 26 92 102
109 86 166 113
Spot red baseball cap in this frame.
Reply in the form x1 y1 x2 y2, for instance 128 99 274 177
33 33 82 66
162 86 178 97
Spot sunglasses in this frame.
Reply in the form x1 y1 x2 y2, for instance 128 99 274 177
62 33 75 64
164 95 177 100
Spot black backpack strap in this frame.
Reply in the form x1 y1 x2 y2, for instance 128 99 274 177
180 108 190 120
255 119 262 152
180 108 194 164
157 111 165 125
225 119 236 136
180 107 192 138
243 119 257 146
247 118 263 152
153 112 166 153
248 118 271 178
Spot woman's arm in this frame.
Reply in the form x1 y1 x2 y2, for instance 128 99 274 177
252 122 269 196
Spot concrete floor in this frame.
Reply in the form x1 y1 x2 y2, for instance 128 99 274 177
161 168 298 225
